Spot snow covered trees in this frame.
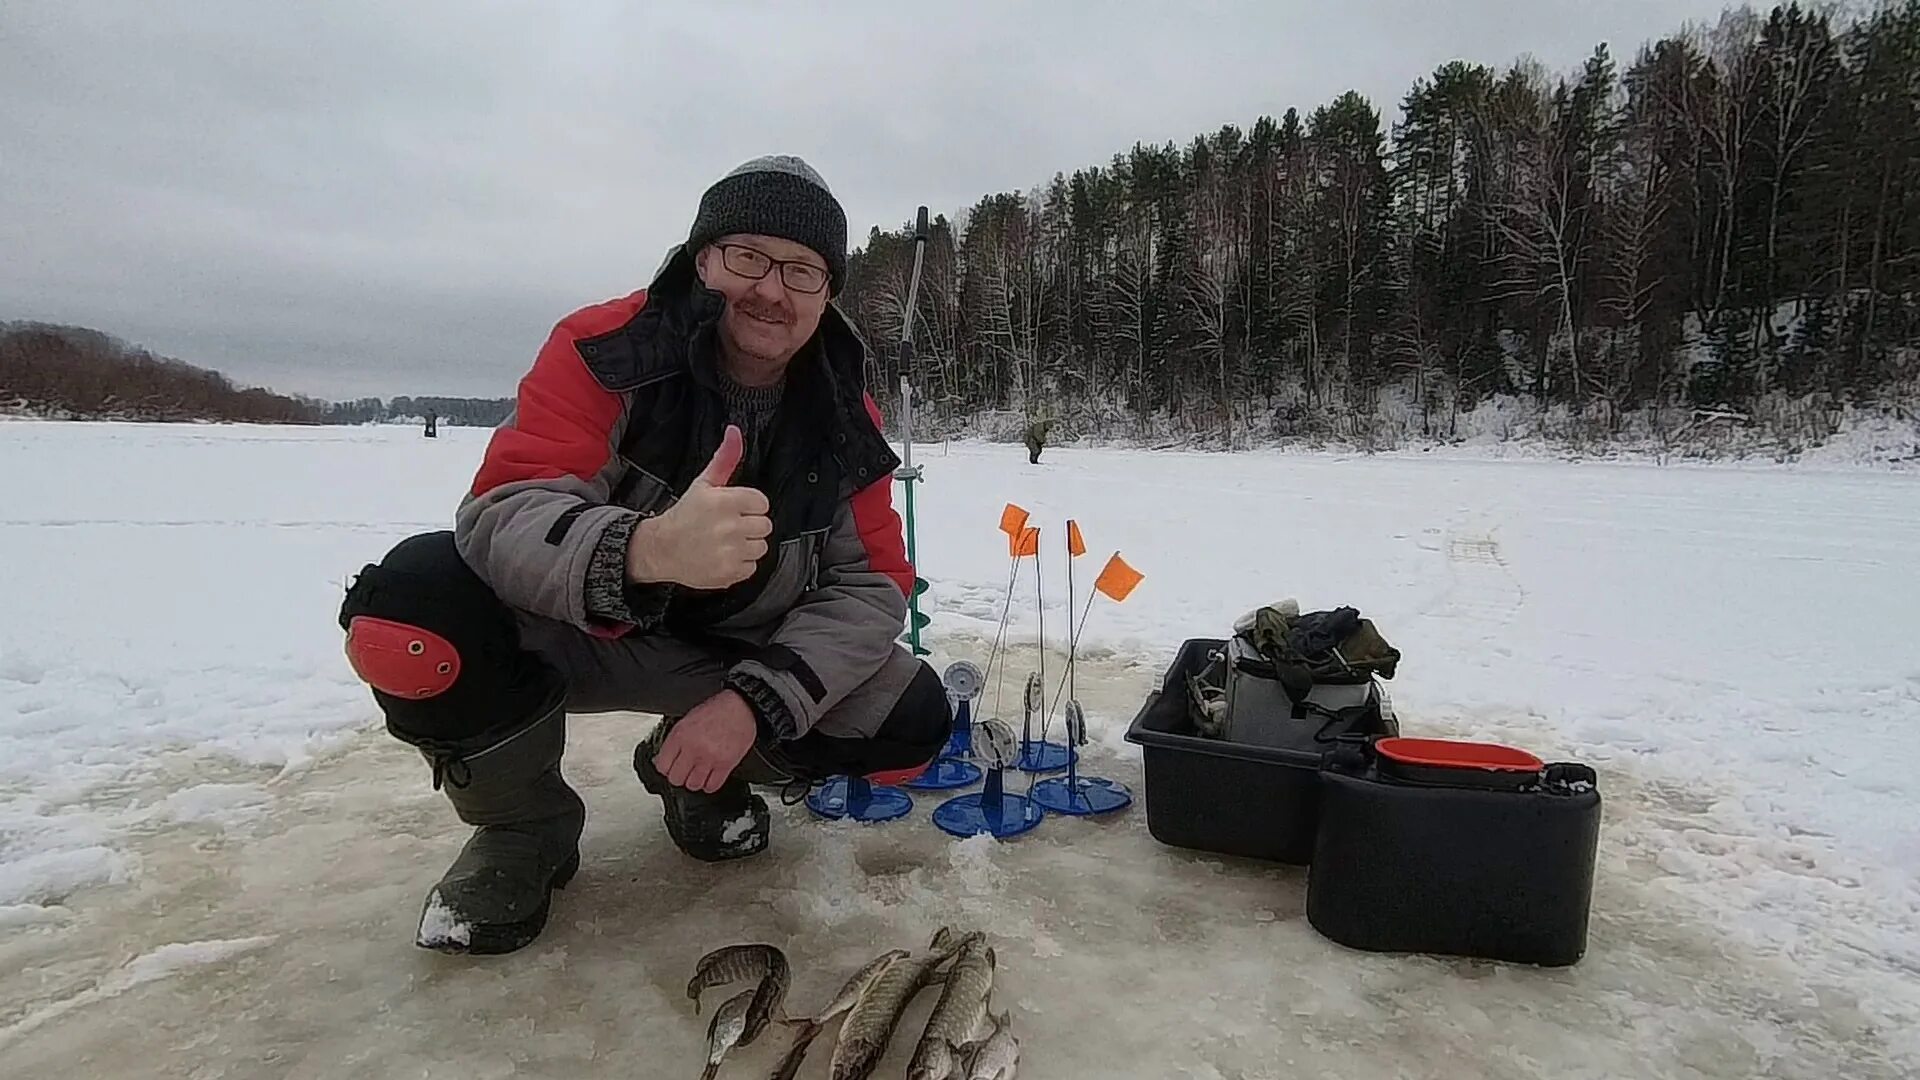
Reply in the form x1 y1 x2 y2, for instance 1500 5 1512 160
843 2 1919 445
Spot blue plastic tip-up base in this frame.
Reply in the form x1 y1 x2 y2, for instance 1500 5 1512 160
805 776 913 823
902 757 983 790
1029 775 1133 816
941 724 972 759
1014 740 1076 774
931 791 1045 839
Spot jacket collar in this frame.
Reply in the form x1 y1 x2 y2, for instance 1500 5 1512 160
579 245 869 397
575 246 900 486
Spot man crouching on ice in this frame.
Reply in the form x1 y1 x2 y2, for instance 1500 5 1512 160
336 155 948 955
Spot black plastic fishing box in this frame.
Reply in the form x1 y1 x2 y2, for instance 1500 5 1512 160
1125 637 1603 966
1122 637 1336 863
1304 736 1602 966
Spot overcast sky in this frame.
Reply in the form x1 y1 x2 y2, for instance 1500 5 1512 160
3 0 1744 401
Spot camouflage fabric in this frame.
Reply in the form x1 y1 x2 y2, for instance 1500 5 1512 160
1185 603 1401 735
1247 604 1400 681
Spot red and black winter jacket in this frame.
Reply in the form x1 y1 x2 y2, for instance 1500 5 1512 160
453 248 912 739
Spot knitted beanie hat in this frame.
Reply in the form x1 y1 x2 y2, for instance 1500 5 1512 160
685 154 848 295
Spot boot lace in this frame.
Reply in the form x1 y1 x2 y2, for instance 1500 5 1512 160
414 739 473 791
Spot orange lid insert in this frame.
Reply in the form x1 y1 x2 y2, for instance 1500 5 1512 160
1376 737 1544 773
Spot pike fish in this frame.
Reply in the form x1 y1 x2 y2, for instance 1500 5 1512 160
906 934 997 1080
829 927 982 1080
700 987 756 1080
765 948 912 1080
963 1010 1019 1080
688 943 791 1048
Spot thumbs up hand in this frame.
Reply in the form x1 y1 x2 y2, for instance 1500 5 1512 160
625 425 773 589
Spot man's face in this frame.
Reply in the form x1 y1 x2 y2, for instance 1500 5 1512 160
695 233 831 366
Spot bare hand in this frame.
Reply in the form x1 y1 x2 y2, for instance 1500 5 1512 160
626 425 772 589
652 690 760 793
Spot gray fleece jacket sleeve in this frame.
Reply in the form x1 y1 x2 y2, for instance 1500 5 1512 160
724 480 913 739
451 297 671 636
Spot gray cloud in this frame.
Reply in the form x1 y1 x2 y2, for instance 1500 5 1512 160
3 0 1738 399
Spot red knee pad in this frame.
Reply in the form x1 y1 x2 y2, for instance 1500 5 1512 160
344 616 461 699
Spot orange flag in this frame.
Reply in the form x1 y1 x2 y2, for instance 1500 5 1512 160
1066 520 1086 557
1010 525 1041 558
999 503 1030 538
1093 553 1143 602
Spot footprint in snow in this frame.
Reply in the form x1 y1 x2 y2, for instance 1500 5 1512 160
0 655 48 684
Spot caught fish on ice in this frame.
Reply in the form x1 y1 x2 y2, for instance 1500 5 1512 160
688 943 790 1018
907 933 997 1080
963 1010 1019 1080
682 929 1016 1080
767 947 911 1080
830 927 981 1080
701 987 757 1080
687 941 792 1063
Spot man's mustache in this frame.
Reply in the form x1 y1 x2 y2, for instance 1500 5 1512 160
733 299 793 325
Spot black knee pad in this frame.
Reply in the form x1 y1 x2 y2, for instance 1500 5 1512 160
339 530 560 746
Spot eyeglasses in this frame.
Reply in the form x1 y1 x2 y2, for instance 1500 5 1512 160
716 243 830 295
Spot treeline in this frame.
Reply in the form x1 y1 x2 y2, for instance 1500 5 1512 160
0 321 321 424
0 321 514 427
841 2 1920 447
319 397 514 426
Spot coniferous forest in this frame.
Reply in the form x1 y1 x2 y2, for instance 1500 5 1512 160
840 3 1920 450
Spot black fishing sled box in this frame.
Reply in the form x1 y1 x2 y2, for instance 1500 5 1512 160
1125 637 1371 864
1305 736 1602 967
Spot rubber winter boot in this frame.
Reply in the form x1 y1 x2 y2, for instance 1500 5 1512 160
632 715 778 862
411 695 585 955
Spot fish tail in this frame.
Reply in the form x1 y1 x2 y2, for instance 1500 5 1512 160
767 1021 823 1080
700 1064 719 1080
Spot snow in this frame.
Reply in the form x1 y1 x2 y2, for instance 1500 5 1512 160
0 935 275 1051
0 419 1916 1078
0 846 129 907
416 892 473 950
0 903 71 928
720 811 759 846
150 782 273 827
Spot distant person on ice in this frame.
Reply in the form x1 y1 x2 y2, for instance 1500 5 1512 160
1024 417 1052 464
337 155 947 955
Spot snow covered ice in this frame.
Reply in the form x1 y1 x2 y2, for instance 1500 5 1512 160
1 419 1917 1078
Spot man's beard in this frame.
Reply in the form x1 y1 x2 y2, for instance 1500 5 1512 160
723 304 794 367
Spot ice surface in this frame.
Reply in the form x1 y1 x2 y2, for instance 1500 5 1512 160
0 935 274 1051
0 420 1915 1077
0 903 71 928
114 936 280 987
151 782 273 827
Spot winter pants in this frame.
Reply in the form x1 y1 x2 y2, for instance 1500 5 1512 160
339 531 949 780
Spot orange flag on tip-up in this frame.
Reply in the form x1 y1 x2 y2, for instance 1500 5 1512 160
1093 553 1143 602
999 503 1030 538
1066 520 1086 557
1010 525 1040 558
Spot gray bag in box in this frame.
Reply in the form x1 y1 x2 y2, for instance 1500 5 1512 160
1186 601 1400 750
1222 636 1383 750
